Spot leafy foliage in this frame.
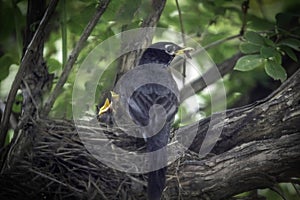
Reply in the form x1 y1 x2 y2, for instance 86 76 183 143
235 12 300 82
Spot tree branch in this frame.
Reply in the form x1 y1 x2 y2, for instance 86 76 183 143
165 132 300 199
108 0 167 106
186 68 300 154
0 0 58 149
163 69 300 198
175 0 187 85
116 0 167 76
180 52 243 101
42 0 111 117
20 0 54 124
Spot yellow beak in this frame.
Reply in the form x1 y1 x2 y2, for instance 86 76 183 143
98 91 120 116
98 98 111 115
110 91 119 100
175 47 194 58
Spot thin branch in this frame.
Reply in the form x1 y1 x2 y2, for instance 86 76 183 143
61 0 67 68
204 34 241 52
172 33 241 71
141 0 167 28
269 186 288 200
240 0 249 35
175 0 186 45
292 183 300 197
171 1 244 102
0 100 17 130
42 0 111 117
114 0 167 87
172 34 241 102
0 0 59 149
172 1 244 100
175 0 187 86
180 52 243 102
29 168 83 193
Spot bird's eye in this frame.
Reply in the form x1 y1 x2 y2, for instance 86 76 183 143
165 44 175 55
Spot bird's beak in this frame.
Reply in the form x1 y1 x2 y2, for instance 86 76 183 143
98 91 120 115
175 47 194 58
98 98 111 115
110 91 119 100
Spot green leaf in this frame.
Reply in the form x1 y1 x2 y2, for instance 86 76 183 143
260 46 282 63
5 129 14 146
12 93 23 113
264 60 287 82
263 37 275 47
47 58 61 72
280 46 298 62
278 38 300 51
115 0 142 24
0 55 14 80
68 4 96 34
239 42 260 54
244 31 265 45
234 55 263 71
247 15 274 31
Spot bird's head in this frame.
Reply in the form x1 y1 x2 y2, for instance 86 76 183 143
97 91 119 116
97 91 119 125
139 42 194 66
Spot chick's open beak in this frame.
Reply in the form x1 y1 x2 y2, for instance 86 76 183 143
98 98 111 115
98 91 120 116
175 47 194 58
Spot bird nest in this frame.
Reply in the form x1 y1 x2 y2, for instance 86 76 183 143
0 118 197 200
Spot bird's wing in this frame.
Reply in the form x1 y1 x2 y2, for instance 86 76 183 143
128 83 178 128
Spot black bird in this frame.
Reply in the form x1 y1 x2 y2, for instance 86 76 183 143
98 42 193 200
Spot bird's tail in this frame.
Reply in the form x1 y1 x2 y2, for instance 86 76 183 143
147 124 170 200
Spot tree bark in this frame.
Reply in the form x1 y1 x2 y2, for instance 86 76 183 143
165 132 300 199
163 68 300 199
0 0 57 150
98 0 167 106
